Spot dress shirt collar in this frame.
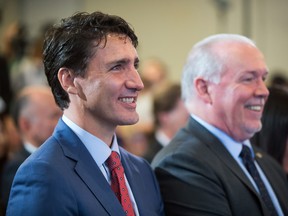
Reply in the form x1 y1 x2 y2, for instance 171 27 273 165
155 129 170 147
23 142 38 154
192 114 254 159
62 115 120 168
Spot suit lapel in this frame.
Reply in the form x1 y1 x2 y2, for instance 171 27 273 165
54 120 125 216
188 118 260 195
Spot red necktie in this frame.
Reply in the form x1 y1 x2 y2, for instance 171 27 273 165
106 151 135 216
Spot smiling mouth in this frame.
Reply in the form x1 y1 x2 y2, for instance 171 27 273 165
119 97 136 104
246 105 262 111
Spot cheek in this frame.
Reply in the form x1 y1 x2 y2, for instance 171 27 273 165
217 89 245 113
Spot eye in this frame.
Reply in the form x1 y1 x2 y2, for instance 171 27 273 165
134 61 139 70
244 77 254 82
241 74 255 83
110 64 122 71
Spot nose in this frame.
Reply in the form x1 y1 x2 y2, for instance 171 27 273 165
126 69 144 91
256 79 269 99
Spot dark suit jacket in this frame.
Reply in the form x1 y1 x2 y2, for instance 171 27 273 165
7 119 164 216
151 117 288 216
1 145 30 213
143 132 163 163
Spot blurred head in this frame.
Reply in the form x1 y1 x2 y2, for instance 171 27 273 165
251 87 288 173
140 58 168 89
153 82 189 137
12 85 62 147
3 22 27 61
182 34 269 141
270 72 288 89
43 11 138 110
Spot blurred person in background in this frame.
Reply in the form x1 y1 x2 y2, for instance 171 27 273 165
0 85 62 214
2 22 28 96
0 117 7 216
0 57 12 115
0 98 8 173
0 99 20 216
0 116 21 164
11 22 53 92
143 82 189 163
269 71 288 92
251 86 288 179
137 57 169 134
118 58 169 157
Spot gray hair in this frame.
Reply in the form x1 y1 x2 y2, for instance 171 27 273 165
181 34 256 104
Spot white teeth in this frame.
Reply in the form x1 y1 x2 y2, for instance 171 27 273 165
120 98 134 103
248 106 261 111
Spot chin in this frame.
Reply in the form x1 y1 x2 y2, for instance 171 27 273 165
119 118 139 126
245 124 262 138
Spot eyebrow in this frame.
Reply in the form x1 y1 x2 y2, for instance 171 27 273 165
106 57 139 68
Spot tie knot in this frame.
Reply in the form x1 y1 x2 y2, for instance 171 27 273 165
240 145 254 161
106 151 121 171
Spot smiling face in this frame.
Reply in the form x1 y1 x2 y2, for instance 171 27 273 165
64 34 144 138
208 42 269 142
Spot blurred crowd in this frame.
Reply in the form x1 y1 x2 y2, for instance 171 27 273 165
0 21 61 215
0 21 46 174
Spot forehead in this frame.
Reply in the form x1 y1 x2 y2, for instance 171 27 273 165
86 34 138 71
95 34 137 57
218 42 268 74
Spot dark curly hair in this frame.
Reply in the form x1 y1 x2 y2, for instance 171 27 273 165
43 11 138 110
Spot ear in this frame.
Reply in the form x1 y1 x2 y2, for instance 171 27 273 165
194 77 212 104
57 68 78 94
18 116 30 133
158 112 169 125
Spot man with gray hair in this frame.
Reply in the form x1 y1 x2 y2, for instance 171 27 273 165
152 34 288 216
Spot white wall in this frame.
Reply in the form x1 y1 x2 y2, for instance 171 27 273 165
1 0 287 81
83 0 288 81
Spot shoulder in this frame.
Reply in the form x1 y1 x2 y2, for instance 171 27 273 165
151 125 208 168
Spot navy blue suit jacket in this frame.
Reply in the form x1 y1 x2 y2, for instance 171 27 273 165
7 119 164 216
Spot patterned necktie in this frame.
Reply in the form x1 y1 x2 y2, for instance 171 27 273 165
106 151 135 216
240 145 278 216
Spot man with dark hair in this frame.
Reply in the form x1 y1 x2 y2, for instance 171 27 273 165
7 12 164 216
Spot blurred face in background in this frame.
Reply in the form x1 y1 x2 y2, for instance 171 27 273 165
160 98 189 138
19 88 62 147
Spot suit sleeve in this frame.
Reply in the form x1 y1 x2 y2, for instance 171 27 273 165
6 160 76 216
